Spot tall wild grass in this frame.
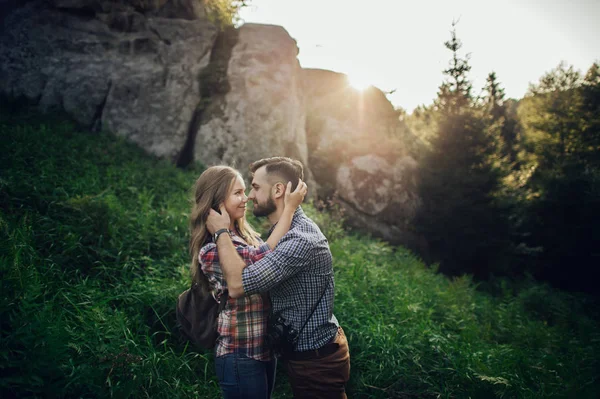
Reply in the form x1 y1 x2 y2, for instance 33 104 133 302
1 108 598 398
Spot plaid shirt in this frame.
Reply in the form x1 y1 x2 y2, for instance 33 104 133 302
199 234 272 361
242 207 340 352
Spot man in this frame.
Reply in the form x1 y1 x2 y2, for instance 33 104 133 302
206 157 351 399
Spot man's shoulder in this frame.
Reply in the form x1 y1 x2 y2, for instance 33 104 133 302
294 209 324 230
288 213 326 245
290 212 312 230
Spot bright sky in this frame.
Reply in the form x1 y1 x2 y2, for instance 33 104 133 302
238 0 600 113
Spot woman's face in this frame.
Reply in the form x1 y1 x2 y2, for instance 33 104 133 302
224 175 248 222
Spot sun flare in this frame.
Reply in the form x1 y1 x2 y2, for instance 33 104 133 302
347 73 372 91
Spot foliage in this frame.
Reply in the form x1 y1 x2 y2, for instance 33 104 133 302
435 23 473 113
482 72 522 165
408 27 600 295
1 106 599 398
204 0 250 29
0 109 217 398
415 25 511 278
515 62 600 293
519 63 585 168
483 72 506 112
405 104 439 153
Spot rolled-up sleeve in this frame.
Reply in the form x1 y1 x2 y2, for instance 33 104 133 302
238 242 272 264
199 243 220 277
199 242 271 277
242 234 312 294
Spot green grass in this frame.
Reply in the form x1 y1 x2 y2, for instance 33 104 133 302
1 108 599 398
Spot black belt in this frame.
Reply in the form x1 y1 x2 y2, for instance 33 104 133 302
284 342 340 361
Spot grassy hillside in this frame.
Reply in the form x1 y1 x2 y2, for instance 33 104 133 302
1 108 599 398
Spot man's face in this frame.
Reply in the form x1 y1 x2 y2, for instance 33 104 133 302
248 166 277 217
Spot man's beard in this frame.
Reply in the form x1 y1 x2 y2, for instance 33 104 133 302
252 196 277 217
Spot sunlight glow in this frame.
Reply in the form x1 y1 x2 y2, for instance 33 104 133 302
239 0 600 113
347 73 372 91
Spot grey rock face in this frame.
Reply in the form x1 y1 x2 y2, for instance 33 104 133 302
193 23 310 179
303 69 403 188
1 0 217 161
1 3 422 247
336 155 422 247
303 69 422 247
337 155 394 216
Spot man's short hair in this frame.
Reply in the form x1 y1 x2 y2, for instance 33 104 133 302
249 157 304 191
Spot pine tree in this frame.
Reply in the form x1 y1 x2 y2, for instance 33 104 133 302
580 63 600 168
483 72 520 164
517 62 600 293
519 62 583 167
435 23 472 113
416 24 510 278
484 72 505 116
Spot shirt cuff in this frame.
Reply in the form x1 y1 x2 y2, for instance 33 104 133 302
242 267 256 295
256 242 271 255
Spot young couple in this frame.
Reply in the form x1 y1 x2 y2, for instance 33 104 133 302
188 157 351 399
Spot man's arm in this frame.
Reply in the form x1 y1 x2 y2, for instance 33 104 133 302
199 241 271 291
213 234 247 297
242 233 313 295
210 230 313 298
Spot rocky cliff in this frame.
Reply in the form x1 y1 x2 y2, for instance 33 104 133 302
303 69 422 247
0 0 422 247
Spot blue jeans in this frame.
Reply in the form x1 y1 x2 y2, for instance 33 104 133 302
215 354 277 399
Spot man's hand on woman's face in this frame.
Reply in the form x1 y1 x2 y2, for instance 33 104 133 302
206 204 230 234
284 179 307 210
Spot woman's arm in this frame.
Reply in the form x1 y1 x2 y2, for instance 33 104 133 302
265 179 307 250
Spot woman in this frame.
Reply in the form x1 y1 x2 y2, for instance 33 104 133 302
189 165 306 399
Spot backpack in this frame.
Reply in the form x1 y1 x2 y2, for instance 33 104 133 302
176 273 229 350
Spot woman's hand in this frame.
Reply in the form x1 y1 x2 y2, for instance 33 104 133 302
206 204 231 234
284 179 307 211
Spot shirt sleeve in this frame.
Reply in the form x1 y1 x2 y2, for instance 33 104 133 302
199 243 223 283
242 233 313 295
237 242 272 264
199 241 272 284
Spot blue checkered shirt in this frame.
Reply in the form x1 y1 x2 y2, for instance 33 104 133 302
242 207 340 351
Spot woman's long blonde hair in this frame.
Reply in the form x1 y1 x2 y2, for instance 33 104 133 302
189 166 260 285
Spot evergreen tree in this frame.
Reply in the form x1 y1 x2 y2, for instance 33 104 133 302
435 24 472 113
580 63 600 168
483 72 520 165
517 62 600 293
519 62 583 168
484 72 505 115
415 25 510 278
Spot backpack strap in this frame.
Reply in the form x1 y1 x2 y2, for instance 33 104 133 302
296 276 332 340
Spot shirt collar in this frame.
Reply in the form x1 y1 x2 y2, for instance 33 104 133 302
267 206 304 237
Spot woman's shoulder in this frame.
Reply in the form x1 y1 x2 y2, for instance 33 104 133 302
199 241 217 261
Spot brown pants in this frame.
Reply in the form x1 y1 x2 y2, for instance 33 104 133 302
284 327 351 399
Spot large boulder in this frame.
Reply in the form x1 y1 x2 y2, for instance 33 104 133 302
335 155 422 247
193 23 311 181
0 0 217 162
303 69 406 188
303 69 422 246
